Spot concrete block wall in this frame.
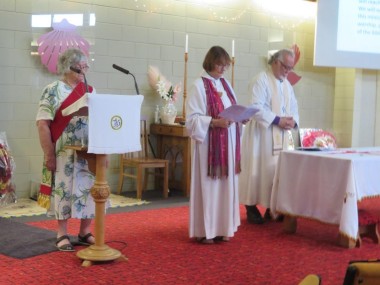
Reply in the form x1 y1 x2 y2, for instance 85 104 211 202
0 0 335 198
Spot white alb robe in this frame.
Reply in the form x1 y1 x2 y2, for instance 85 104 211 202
186 73 241 239
239 70 299 208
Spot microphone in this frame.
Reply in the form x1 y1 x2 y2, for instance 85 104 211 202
70 66 89 93
112 64 140 95
112 64 129 75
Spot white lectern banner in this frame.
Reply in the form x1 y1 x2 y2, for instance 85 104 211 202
88 93 144 154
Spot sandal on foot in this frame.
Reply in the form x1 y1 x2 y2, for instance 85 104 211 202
196 237 214 244
78 233 95 246
56 235 75 252
214 236 230 242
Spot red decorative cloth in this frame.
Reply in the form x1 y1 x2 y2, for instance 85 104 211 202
300 129 337 149
50 82 93 143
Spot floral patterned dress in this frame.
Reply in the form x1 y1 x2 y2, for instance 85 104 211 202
36 80 96 220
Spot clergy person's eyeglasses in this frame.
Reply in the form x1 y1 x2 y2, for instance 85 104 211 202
215 63 230 70
278 60 293 71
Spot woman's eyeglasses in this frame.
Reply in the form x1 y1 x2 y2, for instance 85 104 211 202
215 63 230 70
74 64 89 72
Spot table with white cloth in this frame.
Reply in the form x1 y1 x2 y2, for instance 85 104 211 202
270 147 380 248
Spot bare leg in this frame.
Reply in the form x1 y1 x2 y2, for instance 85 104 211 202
57 219 70 247
79 218 95 244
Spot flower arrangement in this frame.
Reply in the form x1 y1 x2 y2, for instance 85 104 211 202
148 66 181 102
300 129 337 149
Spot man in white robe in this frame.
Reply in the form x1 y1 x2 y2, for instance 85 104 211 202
239 49 299 224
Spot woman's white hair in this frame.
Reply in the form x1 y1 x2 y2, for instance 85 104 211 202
57 48 87 75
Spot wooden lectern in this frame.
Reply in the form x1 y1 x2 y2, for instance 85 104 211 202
64 93 143 267
66 146 125 267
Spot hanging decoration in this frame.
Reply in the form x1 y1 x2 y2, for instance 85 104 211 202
37 19 90 74
287 44 302 86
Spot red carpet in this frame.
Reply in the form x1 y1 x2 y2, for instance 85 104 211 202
0 205 379 285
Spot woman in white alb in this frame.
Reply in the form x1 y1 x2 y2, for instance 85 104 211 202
186 46 242 244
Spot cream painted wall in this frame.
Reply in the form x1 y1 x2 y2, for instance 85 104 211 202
352 70 377 147
334 68 355 147
334 68 380 148
0 0 336 199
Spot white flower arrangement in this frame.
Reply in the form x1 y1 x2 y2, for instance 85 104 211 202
148 66 181 102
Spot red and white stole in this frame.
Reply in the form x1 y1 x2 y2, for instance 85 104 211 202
202 77 241 179
50 82 93 143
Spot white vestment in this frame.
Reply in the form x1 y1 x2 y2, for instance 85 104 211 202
186 73 241 239
239 70 299 208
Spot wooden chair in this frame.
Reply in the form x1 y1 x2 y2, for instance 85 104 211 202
298 274 321 285
117 119 169 199
343 260 380 285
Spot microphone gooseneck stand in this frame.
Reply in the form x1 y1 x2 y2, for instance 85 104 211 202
112 64 140 95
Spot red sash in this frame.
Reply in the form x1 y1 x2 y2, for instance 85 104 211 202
50 82 93 143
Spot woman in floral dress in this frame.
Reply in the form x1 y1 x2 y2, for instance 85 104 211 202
36 48 97 251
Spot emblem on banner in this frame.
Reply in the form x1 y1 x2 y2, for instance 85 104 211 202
110 115 122 130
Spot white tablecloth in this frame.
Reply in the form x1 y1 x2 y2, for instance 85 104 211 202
270 147 380 241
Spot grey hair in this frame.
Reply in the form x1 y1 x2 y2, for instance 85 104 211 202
57 48 88 75
268 49 295 65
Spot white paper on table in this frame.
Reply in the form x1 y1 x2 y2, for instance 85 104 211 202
218 104 259 122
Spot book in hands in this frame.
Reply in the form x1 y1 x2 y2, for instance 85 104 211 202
218 104 259 122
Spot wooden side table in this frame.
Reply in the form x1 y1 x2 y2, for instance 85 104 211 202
150 123 191 197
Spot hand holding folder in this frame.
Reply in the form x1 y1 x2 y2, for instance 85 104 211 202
218 104 259 123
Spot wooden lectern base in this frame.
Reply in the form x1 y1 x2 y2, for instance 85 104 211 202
77 244 127 267
67 146 128 267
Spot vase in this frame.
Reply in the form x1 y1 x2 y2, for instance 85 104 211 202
160 100 177 124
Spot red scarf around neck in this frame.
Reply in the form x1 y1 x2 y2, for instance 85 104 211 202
202 77 241 179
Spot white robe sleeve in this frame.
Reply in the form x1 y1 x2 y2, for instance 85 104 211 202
186 78 212 143
249 72 277 128
249 72 299 129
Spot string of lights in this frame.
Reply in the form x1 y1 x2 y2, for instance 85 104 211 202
133 0 316 27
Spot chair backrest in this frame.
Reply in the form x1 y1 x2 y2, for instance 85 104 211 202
125 119 149 159
298 274 321 285
343 260 380 285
